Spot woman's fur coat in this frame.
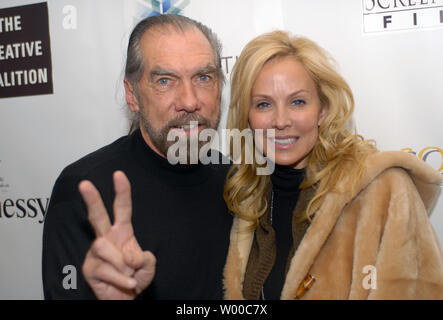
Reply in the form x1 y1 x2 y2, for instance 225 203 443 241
223 151 443 299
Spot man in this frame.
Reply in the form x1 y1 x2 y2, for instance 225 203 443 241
42 14 232 299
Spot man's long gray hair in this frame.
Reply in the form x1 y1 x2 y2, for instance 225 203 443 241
125 14 225 133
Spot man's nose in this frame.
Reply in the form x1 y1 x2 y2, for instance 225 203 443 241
176 80 199 113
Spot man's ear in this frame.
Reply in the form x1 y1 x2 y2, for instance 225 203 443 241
124 79 140 112
318 104 329 126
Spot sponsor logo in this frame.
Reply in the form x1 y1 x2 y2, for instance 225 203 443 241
0 160 9 192
402 146 443 174
0 160 49 223
135 0 190 17
0 2 53 98
220 55 239 75
362 0 443 33
0 197 49 224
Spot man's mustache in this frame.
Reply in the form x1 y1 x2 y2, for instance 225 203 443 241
165 113 211 129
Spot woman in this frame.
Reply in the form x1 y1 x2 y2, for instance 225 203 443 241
223 30 443 299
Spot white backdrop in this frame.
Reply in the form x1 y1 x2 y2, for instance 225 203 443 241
0 0 442 299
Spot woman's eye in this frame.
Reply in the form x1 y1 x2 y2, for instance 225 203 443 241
257 102 270 108
292 99 306 105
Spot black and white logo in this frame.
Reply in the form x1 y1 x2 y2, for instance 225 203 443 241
0 2 53 98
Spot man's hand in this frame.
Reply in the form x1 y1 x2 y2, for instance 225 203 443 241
79 171 156 300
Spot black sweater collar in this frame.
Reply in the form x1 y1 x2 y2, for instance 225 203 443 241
270 164 305 194
131 129 212 186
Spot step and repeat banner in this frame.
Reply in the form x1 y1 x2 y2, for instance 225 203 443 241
1 0 442 299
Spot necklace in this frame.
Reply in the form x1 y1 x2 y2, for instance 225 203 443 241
270 190 274 224
261 190 274 300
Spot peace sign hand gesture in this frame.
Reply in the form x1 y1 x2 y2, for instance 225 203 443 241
79 171 156 300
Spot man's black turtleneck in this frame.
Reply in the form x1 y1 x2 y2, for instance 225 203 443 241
262 164 304 300
42 129 232 299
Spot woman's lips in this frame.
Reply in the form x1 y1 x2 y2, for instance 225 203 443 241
268 136 299 149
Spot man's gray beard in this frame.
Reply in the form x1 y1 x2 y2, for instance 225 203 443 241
138 109 220 160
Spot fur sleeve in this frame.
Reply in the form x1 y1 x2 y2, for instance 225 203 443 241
349 167 443 299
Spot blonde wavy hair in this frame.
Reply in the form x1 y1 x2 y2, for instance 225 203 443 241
224 30 377 228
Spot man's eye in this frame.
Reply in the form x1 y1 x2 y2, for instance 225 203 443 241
195 74 214 85
158 78 170 85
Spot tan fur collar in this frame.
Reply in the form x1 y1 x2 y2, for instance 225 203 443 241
347 151 442 212
224 151 443 299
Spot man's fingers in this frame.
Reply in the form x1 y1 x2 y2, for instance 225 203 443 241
113 171 133 225
90 237 134 276
79 180 111 237
123 249 156 294
88 262 137 291
133 251 156 294
124 248 156 271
